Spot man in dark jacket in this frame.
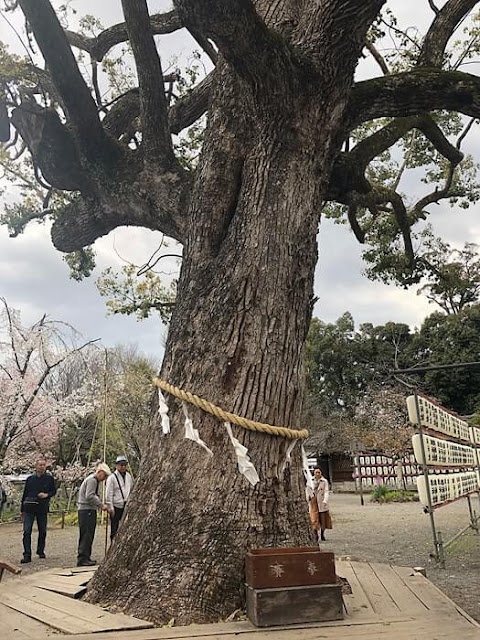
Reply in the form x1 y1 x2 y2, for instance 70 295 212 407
21 457 56 564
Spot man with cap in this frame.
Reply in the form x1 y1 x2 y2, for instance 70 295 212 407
106 455 133 541
76 462 111 566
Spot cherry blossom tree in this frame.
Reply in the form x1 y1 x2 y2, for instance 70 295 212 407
0 297 99 470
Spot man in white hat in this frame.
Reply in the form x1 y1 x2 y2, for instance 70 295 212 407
76 463 111 566
106 455 133 541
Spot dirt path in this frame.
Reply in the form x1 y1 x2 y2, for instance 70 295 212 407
1 494 479 622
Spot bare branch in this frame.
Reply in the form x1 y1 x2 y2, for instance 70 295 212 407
416 116 464 165
18 0 113 162
347 202 366 243
121 0 174 164
456 115 477 147
418 0 479 67
349 116 419 166
91 59 105 113
344 189 414 263
297 0 386 73
64 10 182 61
412 162 458 214
366 41 389 75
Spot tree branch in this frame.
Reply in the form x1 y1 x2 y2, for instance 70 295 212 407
187 28 218 65
173 0 297 94
296 0 386 73
366 41 390 75
330 113 462 203
18 0 114 163
413 162 458 215
121 0 174 164
418 0 479 67
50 169 192 252
349 116 420 166
10 103 90 191
103 72 212 140
169 72 212 134
0 86 10 142
64 10 182 61
348 69 480 127
415 116 464 165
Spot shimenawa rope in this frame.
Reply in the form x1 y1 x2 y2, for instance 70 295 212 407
152 377 308 440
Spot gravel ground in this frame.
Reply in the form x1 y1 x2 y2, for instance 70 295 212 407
0 517 108 576
1 493 479 622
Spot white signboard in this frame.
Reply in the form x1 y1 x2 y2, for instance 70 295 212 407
412 434 476 467
417 471 479 507
470 426 480 446
407 395 471 441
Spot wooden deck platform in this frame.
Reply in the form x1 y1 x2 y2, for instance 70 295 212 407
0 560 479 639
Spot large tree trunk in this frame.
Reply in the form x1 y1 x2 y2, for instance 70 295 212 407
86 56 350 624
12 0 480 623
11 0 390 627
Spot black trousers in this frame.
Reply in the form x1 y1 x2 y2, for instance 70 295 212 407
77 509 97 563
23 510 48 557
110 506 124 540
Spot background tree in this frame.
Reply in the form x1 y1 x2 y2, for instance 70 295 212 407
306 314 412 415
408 303 480 414
353 383 413 458
0 298 97 470
52 343 157 472
417 238 480 314
3 0 480 624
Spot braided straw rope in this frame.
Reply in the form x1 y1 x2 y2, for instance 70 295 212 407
152 377 308 440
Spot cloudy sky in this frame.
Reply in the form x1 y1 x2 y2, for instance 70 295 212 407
1 0 479 359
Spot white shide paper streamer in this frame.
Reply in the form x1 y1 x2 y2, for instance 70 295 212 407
279 439 298 476
302 444 315 500
182 403 213 456
224 422 260 487
158 389 170 434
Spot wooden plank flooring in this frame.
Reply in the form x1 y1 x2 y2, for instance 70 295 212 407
55 618 480 640
0 561 477 638
0 571 153 635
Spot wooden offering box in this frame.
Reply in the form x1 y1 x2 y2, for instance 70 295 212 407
246 582 343 627
245 548 343 627
246 547 336 588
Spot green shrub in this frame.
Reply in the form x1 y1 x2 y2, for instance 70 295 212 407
371 487 419 503
52 511 78 526
371 484 390 501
